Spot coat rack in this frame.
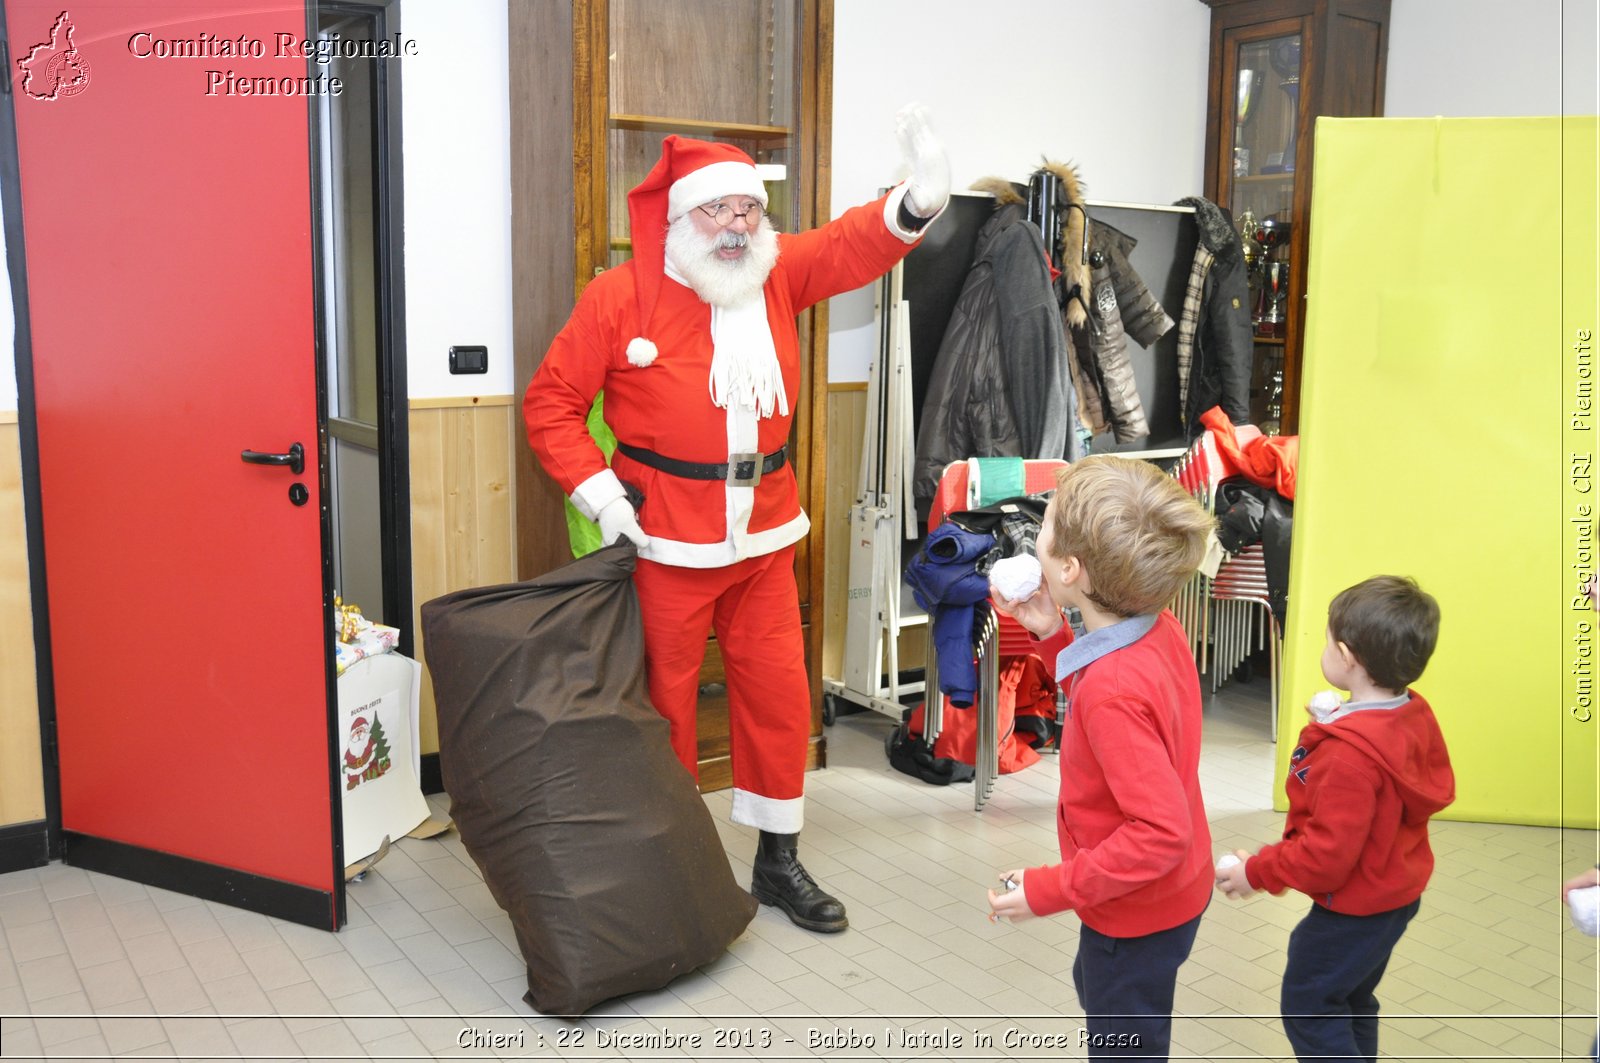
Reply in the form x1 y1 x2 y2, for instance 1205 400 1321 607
823 261 927 725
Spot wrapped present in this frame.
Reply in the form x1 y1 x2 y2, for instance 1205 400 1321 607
333 596 401 676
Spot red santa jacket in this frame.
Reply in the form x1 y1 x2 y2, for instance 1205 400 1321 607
1245 692 1454 915
525 189 926 568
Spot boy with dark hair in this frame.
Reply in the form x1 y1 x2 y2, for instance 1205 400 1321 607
987 456 1215 1060
1217 574 1455 1063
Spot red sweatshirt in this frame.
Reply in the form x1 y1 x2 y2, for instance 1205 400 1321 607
1245 692 1454 915
1023 611 1213 936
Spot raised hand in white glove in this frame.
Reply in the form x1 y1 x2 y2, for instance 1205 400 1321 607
597 497 649 549
896 103 949 219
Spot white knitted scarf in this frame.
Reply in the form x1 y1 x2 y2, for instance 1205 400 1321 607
708 297 787 419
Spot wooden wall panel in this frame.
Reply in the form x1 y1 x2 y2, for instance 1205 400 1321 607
821 385 865 681
819 384 925 697
408 398 518 755
511 0 580 582
0 417 45 826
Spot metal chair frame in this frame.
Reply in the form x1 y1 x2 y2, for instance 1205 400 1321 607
1169 431 1282 740
924 458 1065 811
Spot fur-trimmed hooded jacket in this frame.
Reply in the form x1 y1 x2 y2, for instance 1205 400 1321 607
1073 220 1175 443
912 182 1069 507
1041 162 1174 443
1174 196 1253 435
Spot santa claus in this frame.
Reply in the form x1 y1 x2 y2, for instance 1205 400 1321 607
345 716 375 790
524 107 948 932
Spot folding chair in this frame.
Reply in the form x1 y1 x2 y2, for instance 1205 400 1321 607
924 457 1066 811
1169 428 1281 740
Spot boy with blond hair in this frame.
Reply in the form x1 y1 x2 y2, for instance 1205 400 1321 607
988 455 1215 1061
1215 575 1454 1063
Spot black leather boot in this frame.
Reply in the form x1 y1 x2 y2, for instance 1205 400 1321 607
750 831 848 933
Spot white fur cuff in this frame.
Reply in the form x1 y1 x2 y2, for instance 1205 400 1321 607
731 790 803 833
883 182 944 244
571 468 627 522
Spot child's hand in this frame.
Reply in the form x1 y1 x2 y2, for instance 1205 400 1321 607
1214 849 1256 900
1563 867 1600 902
987 869 1033 923
989 585 1063 640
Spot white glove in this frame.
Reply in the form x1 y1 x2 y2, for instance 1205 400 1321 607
896 103 949 218
596 497 649 549
1215 853 1242 871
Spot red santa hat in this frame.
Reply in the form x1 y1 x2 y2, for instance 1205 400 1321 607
350 716 368 732
624 135 769 367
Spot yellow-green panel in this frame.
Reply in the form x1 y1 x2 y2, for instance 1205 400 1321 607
1562 115 1600 840
1283 117 1596 828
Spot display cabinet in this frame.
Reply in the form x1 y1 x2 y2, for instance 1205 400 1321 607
511 0 835 789
1201 0 1390 433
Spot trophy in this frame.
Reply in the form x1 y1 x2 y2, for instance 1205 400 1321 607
1257 260 1289 338
1260 38 1301 174
1233 68 1262 176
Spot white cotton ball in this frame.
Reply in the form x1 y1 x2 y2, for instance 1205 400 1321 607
990 554 1042 603
1310 691 1342 713
1215 853 1242 871
1570 885 1600 936
1308 690 1342 721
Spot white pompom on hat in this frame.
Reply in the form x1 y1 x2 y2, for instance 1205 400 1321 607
625 135 769 367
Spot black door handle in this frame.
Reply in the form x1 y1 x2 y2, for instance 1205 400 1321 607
240 442 305 475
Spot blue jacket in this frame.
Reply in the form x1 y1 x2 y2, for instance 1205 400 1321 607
905 522 997 707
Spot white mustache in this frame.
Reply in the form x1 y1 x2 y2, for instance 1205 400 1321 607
717 231 749 251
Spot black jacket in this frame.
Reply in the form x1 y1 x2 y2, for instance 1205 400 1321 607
913 187 1068 504
1175 196 1253 435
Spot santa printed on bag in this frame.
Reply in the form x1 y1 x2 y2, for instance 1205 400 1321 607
344 712 391 790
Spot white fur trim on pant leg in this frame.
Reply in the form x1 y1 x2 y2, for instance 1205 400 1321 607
571 467 627 522
626 337 658 366
731 789 803 834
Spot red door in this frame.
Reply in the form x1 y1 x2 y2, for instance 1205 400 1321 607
9 1 340 925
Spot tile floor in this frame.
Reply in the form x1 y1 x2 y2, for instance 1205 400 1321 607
1 677 1596 1061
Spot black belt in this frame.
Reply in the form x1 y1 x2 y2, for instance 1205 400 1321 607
616 441 786 488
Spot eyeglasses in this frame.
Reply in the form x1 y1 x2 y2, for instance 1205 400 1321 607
697 200 764 227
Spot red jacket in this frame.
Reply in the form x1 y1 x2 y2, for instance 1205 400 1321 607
1245 692 1454 915
1024 611 1213 937
524 191 923 568
1199 405 1298 499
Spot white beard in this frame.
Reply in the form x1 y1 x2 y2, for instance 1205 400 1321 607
662 213 788 418
348 732 372 760
664 214 780 308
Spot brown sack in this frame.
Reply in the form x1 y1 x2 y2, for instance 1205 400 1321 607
419 543 757 1015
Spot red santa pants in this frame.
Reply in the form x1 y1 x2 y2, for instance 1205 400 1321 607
633 545 811 833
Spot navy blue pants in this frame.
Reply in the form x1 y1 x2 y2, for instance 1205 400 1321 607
1280 899 1419 1063
1071 909 1204 1060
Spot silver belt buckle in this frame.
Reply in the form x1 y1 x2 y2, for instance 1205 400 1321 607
727 451 763 488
